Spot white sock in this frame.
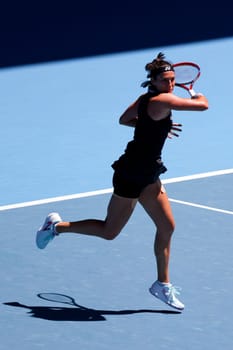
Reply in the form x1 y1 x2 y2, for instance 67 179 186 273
157 281 171 287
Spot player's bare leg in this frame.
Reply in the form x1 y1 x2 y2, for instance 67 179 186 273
55 194 138 240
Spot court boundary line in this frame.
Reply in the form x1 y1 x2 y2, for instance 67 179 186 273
169 198 233 215
0 168 232 212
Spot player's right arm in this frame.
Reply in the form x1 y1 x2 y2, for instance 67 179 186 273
119 97 141 127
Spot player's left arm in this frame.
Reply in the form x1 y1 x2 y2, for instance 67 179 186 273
168 122 182 138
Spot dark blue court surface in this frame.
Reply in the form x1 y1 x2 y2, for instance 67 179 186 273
1 38 233 349
1 172 233 350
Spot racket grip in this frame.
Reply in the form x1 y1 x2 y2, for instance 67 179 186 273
189 88 196 97
189 89 204 98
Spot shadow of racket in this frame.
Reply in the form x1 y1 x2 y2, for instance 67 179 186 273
37 292 103 320
37 292 181 318
38 293 88 310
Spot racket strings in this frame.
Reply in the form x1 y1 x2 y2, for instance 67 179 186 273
38 293 74 304
174 66 199 85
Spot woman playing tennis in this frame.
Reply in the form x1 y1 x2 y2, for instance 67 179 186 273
36 52 208 310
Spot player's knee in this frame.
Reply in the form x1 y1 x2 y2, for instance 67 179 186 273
167 222 175 238
169 221 175 235
158 220 175 239
103 228 121 240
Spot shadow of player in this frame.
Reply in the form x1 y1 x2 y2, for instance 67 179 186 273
4 295 181 322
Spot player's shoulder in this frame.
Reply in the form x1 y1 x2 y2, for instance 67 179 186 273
150 92 174 103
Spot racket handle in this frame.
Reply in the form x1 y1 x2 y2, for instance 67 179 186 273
189 89 204 98
188 88 196 97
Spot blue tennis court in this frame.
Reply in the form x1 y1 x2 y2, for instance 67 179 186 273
0 37 233 349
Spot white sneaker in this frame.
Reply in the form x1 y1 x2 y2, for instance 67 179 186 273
36 212 62 249
149 280 185 310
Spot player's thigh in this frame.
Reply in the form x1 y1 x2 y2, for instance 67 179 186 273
139 180 175 232
105 194 138 235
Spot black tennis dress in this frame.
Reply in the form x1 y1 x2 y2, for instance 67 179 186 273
111 90 172 198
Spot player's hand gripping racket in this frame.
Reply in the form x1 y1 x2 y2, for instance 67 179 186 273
173 62 201 98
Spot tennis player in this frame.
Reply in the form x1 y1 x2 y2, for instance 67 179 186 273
36 52 208 310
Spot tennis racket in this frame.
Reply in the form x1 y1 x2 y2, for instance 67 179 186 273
173 62 201 97
37 293 89 310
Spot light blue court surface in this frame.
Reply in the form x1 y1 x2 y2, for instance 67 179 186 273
0 37 233 206
1 37 233 350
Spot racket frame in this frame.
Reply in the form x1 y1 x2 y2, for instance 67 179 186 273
173 61 201 97
38 293 78 306
37 292 89 310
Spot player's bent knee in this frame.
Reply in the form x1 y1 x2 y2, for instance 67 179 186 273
157 221 175 239
167 218 176 233
170 221 175 234
103 228 121 240
103 234 117 241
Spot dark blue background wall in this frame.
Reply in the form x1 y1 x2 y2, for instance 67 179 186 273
0 1 232 68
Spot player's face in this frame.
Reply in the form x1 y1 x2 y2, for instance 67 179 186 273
152 71 175 93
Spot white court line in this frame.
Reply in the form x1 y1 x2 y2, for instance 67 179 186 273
169 198 233 215
0 168 233 212
162 168 233 184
